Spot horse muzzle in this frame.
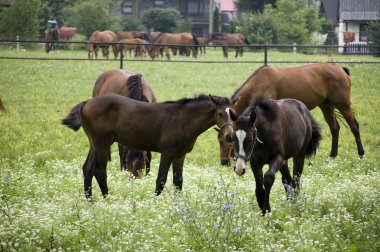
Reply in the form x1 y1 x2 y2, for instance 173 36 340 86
234 159 246 176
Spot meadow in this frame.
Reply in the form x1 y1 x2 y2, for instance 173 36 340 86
0 47 379 251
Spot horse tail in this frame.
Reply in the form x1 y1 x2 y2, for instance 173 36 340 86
342 66 350 76
192 33 199 56
126 74 149 102
61 101 86 131
306 116 322 158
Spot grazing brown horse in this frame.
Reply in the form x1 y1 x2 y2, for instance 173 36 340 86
88 30 118 59
218 63 364 165
233 98 322 215
209 33 250 58
93 69 156 177
61 94 235 198
118 38 146 58
148 32 199 60
45 28 60 53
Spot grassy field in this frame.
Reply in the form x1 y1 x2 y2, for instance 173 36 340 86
0 48 379 251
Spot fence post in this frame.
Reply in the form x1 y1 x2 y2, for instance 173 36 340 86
293 43 297 54
16 35 20 51
119 42 123 69
264 45 268 65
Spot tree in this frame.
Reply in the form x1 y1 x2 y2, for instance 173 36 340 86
141 8 181 32
62 0 114 37
368 14 380 56
0 0 44 38
234 0 276 13
213 7 220 32
240 0 322 44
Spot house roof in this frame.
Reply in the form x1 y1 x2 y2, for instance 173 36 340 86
321 0 339 26
340 0 380 21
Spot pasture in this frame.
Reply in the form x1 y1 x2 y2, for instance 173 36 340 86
0 48 379 251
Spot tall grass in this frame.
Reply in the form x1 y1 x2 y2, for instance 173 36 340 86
0 48 379 251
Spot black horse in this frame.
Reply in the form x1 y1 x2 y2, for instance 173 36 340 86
232 98 322 215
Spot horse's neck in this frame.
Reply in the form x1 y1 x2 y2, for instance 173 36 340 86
180 102 215 135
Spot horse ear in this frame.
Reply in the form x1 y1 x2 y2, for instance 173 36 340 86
209 94 218 105
249 109 256 124
232 96 241 107
229 109 238 121
214 127 221 132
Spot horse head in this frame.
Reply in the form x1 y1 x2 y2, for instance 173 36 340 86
124 149 148 179
209 95 236 146
233 109 257 176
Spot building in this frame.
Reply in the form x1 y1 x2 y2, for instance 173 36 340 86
321 0 380 52
112 0 221 37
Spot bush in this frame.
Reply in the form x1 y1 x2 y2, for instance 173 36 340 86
141 8 181 32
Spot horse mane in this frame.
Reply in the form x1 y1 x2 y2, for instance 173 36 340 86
250 97 279 122
126 74 149 102
231 65 269 99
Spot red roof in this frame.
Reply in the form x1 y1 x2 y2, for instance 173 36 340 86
220 0 237 12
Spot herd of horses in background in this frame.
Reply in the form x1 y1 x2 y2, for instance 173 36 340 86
61 62 364 215
45 29 250 59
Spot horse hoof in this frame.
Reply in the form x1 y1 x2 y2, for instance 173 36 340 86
325 156 335 164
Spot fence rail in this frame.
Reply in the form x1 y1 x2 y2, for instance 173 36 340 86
1 38 380 69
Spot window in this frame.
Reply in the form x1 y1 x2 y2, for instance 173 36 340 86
122 0 132 14
154 0 165 7
359 24 367 42
187 1 204 15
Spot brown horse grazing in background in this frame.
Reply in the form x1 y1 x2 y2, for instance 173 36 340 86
233 98 322 215
61 94 235 198
209 32 250 58
217 63 364 165
117 38 146 58
93 69 156 177
88 30 118 59
148 32 199 60
45 28 60 53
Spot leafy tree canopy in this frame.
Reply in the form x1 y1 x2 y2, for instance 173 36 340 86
141 8 181 33
62 0 114 37
234 0 276 13
0 0 44 38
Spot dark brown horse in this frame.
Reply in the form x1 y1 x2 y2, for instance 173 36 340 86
88 30 118 59
218 63 364 165
61 94 235 198
232 98 322 215
148 32 199 60
209 33 250 58
93 69 156 177
45 28 60 53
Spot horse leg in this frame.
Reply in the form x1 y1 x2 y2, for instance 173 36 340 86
94 46 99 59
146 151 152 176
172 155 186 192
223 47 228 58
279 160 292 195
319 103 340 159
164 46 170 60
93 146 110 197
251 160 265 212
262 155 283 215
336 105 365 158
82 150 95 198
155 152 174 195
118 144 127 171
292 155 306 191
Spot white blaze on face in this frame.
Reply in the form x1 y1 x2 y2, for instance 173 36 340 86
235 129 247 176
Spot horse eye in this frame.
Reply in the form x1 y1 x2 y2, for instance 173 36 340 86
218 112 223 118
